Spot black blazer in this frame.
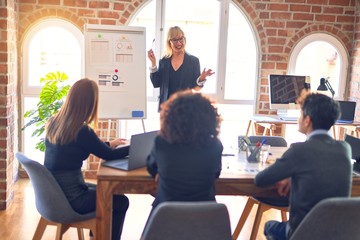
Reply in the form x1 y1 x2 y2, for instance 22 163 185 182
150 52 201 110
147 135 223 208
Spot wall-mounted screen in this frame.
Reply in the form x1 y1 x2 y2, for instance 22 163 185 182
269 74 310 110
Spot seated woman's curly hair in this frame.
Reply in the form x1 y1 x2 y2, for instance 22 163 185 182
159 90 222 148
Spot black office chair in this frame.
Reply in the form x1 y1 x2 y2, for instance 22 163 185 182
233 136 289 240
344 134 360 161
248 135 288 147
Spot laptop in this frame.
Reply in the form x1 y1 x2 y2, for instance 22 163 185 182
336 101 356 124
102 130 158 171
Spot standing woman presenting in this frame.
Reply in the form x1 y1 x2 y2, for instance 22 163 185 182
147 26 214 110
44 78 129 240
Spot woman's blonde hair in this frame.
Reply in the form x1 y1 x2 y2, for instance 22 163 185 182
163 26 186 58
46 78 99 145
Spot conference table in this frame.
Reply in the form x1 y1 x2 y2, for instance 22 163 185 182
96 147 360 239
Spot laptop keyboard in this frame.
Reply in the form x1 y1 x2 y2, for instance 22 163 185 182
114 161 128 167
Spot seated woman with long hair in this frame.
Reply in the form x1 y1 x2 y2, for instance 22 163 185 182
44 78 129 240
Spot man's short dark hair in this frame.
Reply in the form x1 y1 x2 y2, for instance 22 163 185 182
302 93 340 130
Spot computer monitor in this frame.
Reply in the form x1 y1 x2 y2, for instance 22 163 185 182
268 74 310 111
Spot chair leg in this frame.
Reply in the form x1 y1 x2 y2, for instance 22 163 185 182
33 217 49 240
90 222 96 240
250 202 269 240
55 223 71 240
232 197 257 240
77 228 85 240
281 210 288 221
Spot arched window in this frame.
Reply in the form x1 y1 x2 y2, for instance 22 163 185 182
289 33 348 99
129 0 259 145
21 19 84 161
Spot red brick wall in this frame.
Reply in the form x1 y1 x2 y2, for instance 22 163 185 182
0 0 359 208
349 2 360 120
240 0 356 114
0 0 18 210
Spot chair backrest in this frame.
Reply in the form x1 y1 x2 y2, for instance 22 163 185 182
15 152 95 223
345 134 360 161
290 197 360 240
142 201 232 240
248 136 288 147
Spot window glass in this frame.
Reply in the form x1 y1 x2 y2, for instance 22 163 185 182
128 0 257 142
295 41 340 96
289 33 347 100
163 0 220 94
287 34 348 144
129 0 156 97
22 19 83 159
26 24 82 88
23 97 45 163
224 3 257 100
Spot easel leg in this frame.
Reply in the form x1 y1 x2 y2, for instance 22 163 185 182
107 119 112 141
142 119 146 133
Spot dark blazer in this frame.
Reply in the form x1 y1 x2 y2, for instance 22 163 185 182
255 133 352 237
147 135 223 208
150 52 201 110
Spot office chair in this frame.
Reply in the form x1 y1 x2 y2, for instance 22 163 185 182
15 152 96 240
290 197 360 240
232 136 289 240
247 135 288 147
141 201 232 240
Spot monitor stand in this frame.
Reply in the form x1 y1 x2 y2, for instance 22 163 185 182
277 109 300 121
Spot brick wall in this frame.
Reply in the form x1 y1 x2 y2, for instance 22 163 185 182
0 0 18 210
0 0 359 208
244 0 356 114
349 2 360 119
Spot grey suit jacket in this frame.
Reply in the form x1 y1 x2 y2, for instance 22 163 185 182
255 134 352 237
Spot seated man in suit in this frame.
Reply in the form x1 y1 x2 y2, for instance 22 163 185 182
255 92 353 240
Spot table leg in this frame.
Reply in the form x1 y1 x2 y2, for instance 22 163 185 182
96 180 113 240
332 126 337 140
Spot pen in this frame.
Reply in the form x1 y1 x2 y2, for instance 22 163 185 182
151 38 155 50
261 139 267 145
244 137 251 146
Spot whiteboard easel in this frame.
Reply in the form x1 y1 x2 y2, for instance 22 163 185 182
84 24 147 120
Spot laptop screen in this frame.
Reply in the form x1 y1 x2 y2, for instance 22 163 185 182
337 101 356 123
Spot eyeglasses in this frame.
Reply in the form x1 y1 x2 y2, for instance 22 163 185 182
170 37 186 43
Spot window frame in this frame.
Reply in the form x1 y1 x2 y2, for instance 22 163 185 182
21 18 84 157
288 33 349 100
130 0 259 105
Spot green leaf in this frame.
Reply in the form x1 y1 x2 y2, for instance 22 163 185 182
22 71 70 152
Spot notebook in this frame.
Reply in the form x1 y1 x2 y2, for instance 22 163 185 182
102 130 158 171
337 101 356 124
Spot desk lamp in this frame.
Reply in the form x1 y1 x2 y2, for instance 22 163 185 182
317 77 335 98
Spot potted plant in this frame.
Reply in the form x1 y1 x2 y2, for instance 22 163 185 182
22 71 70 151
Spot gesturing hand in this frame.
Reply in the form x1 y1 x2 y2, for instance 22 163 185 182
199 68 215 81
147 49 156 66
